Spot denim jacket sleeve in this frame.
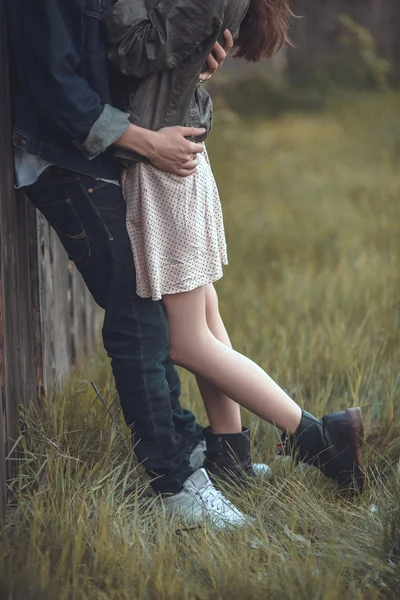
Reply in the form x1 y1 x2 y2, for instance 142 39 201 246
4 0 130 158
105 0 228 78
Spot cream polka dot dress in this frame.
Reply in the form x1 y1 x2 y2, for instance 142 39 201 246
123 147 228 301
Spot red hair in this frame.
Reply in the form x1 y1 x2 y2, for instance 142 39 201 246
235 0 292 62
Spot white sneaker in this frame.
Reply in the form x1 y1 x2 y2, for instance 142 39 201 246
252 463 273 478
189 440 207 470
190 440 273 479
274 454 316 474
162 468 251 529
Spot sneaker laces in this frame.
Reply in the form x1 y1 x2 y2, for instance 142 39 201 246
196 478 240 515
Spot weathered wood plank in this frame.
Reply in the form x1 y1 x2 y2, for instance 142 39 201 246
14 193 37 410
0 259 6 521
37 217 102 395
85 282 102 356
0 220 6 516
37 220 74 394
0 387 6 521
0 7 37 472
50 233 73 386
0 124 5 518
27 204 45 400
36 215 55 396
71 266 88 361
71 265 103 361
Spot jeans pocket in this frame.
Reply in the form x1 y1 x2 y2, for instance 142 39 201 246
30 190 89 264
79 178 124 212
79 178 126 248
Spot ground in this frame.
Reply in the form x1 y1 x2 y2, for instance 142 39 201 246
1 93 400 599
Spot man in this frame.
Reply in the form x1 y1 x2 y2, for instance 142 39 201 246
5 0 265 528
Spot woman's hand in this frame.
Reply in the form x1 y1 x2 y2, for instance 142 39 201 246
199 30 234 83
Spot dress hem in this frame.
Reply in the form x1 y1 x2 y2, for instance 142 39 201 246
136 268 227 301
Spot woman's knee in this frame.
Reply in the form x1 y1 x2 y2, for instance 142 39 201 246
164 286 212 367
168 334 193 367
169 329 210 368
168 345 183 367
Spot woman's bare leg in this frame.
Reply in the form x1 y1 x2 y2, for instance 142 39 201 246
163 286 302 434
195 285 242 434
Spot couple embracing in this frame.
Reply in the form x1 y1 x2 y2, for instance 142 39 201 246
6 0 365 529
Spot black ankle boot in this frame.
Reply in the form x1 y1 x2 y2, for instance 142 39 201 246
203 427 255 484
277 407 365 494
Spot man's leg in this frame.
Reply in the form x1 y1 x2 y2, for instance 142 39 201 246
25 169 194 494
164 357 204 444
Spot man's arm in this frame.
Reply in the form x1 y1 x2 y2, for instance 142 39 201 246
115 124 208 176
5 0 131 159
106 0 228 78
4 0 226 177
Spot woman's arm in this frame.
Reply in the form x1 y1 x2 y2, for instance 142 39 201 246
105 0 228 78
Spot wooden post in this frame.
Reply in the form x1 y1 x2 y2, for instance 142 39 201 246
0 292 6 521
0 6 39 483
0 388 6 521
27 204 45 400
72 267 89 361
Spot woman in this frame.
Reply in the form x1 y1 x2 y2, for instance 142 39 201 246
105 0 365 521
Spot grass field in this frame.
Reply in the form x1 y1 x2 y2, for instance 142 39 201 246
1 92 400 599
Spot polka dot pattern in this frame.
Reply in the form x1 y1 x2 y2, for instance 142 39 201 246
123 148 228 300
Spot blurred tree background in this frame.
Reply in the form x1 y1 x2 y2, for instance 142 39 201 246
287 0 400 86
210 0 400 115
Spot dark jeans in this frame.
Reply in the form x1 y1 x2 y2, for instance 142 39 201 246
25 167 203 494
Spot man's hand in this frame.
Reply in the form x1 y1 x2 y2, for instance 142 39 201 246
199 30 234 83
146 127 207 175
115 124 206 177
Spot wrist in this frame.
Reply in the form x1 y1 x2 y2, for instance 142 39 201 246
113 124 156 159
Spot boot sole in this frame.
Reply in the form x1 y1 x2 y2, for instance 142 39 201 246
344 407 365 494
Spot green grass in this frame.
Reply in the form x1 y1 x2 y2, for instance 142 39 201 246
2 93 400 599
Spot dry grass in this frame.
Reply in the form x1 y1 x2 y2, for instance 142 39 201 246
1 92 400 599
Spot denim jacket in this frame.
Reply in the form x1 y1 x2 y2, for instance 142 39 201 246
4 0 130 181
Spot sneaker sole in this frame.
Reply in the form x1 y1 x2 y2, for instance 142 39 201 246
344 407 365 494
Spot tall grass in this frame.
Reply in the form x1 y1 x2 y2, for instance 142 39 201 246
1 93 400 599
